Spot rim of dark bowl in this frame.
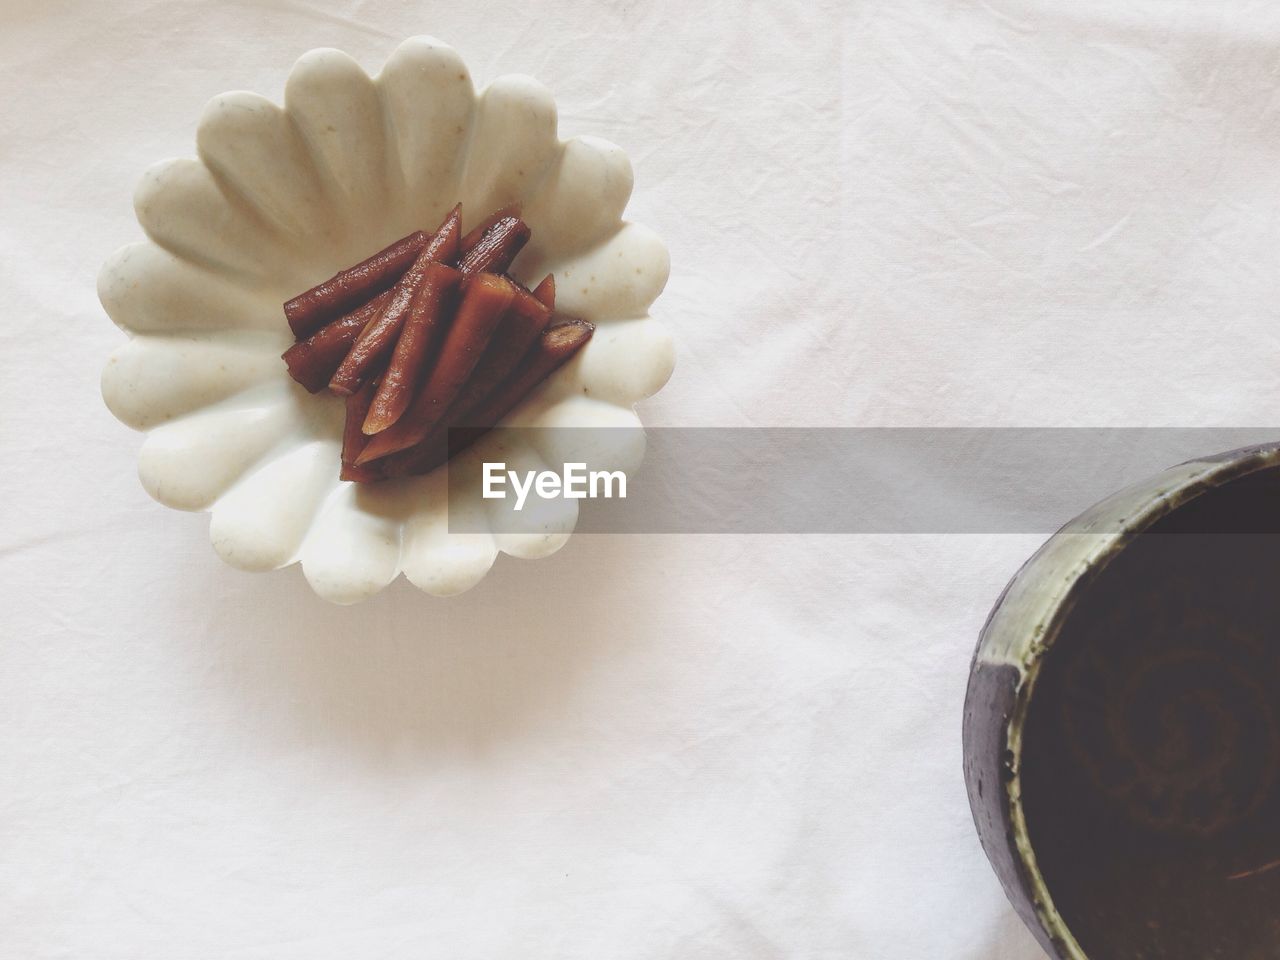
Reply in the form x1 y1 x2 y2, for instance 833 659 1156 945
962 441 1280 958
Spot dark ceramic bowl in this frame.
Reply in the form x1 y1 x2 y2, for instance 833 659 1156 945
964 443 1280 959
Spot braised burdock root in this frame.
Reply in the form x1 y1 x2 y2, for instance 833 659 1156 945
363 260 462 435
279 205 594 481
340 377 382 483
458 215 531 276
357 274 516 463
456 319 597 437
328 207 462 396
284 230 428 338
531 273 555 310
431 285 553 437
383 318 595 479
458 202 521 252
425 204 462 263
282 287 394 393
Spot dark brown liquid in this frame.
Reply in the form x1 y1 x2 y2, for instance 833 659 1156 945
1021 469 1280 958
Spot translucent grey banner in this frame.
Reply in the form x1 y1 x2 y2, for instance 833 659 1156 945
445 428 1280 534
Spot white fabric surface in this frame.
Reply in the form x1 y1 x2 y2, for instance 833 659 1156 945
3 1 1278 956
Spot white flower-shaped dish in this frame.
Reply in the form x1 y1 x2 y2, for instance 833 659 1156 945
100 38 673 603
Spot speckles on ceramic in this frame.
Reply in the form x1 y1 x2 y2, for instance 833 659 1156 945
459 75 561 216
99 37 674 602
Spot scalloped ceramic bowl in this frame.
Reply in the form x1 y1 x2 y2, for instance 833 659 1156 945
99 38 673 603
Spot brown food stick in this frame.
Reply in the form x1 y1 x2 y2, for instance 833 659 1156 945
439 286 552 425
284 230 428 338
355 274 517 462
327 263 424 396
458 319 596 428
340 377 383 482
458 216 531 276
384 318 595 478
341 458 385 482
282 288 395 393
363 261 462 435
423 203 461 265
459 202 522 253
531 273 555 310
324 203 466 395
341 462 384 483
372 292 550 476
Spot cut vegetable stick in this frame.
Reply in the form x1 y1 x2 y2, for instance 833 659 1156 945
459 319 595 429
423 203 461 265
340 377 383 482
379 435 448 479
325 204 465 394
327 267 422 395
531 273 555 310
284 230 428 338
363 261 462 435
341 461 384 483
282 287 395 393
384 318 595 478
438 286 552 425
458 216 531 276
459 202 522 253
355 274 517 462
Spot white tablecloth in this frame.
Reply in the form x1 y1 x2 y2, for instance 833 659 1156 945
4 1 1278 956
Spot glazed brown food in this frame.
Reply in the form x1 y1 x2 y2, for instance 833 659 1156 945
435 285 553 432
284 230 428 338
459 202 521 253
531 273 555 310
357 273 516 462
339 377 381 483
328 207 462 396
383 318 595 478
458 216 531 276
282 287 394 393
461 319 596 431
426 204 463 263
279 205 593 481
363 260 462 435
